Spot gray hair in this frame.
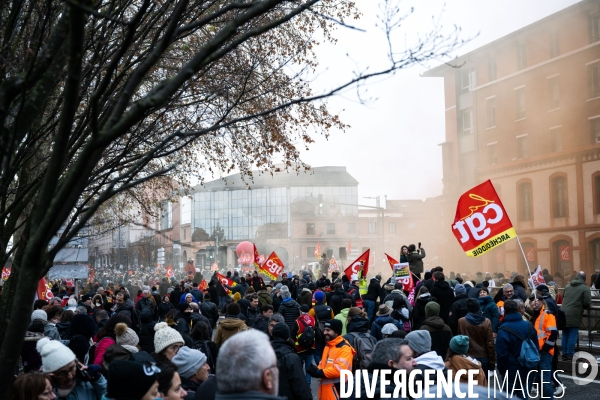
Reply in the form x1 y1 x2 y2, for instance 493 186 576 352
371 338 408 365
268 313 285 325
279 286 291 299
76 306 88 314
217 330 276 392
503 283 513 291
513 299 525 311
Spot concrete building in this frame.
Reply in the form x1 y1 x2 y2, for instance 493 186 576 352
423 0 600 277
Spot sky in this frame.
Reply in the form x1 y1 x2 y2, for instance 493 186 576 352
297 0 580 206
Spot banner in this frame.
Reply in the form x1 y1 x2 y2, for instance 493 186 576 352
2 267 11 280
528 265 546 289
259 252 285 281
89 268 95 282
314 243 321 259
559 246 570 261
165 265 174 278
329 256 339 272
211 261 218 271
385 253 399 270
452 180 516 257
36 278 54 302
393 263 414 293
216 272 236 295
199 279 208 293
344 249 370 280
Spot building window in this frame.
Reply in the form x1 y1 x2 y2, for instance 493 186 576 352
518 182 533 221
327 223 335 235
550 127 563 152
183 229 186 241
591 118 600 144
488 143 497 165
307 247 315 258
486 98 496 128
550 31 560 57
461 67 476 93
306 223 315 235
517 44 527 70
368 222 376 234
462 109 473 135
594 173 600 214
517 136 528 159
548 76 560 109
389 222 396 234
551 176 567 218
515 88 526 119
488 56 497 81
589 62 600 98
591 238 600 270
589 13 600 43
347 223 356 234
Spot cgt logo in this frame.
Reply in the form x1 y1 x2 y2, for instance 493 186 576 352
572 352 599 385
453 200 504 243
264 259 283 276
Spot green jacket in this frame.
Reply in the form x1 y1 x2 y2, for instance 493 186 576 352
561 276 592 328
334 308 350 335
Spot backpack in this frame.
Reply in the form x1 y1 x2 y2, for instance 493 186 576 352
297 318 316 349
193 340 215 372
499 325 540 369
87 336 111 365
346 332 376 371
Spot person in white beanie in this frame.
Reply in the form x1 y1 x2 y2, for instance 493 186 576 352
37 337 106 399
152 322 184 361
171 346 211 394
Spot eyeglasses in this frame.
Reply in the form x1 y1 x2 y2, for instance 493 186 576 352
53 364 76 378
167 344 182 352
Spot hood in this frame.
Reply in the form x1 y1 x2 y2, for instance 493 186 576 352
271 337 294 354
281 299 299 309
569 276 585 286
434 280 450 290
334 287 346 295
346 316 370 334
421 316 446 330
118 299 134 311
374 315 395 325
446 354 481 370
453 293 469 302
465 312 486 325
338 308 349 318
415 351 446 370
219 318 247 330
503 312 524 323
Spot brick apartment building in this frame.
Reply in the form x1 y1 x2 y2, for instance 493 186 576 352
423 0 600 277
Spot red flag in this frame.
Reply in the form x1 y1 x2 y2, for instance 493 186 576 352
89 268 95 282
259 252 285 280
385 253 399 270
344 249 370 280
199 279 208 293
216 272 236 295
2 267 11 280
36 278 54 301
165 265 174 278
452 180 516 257
392 262 414 293
314 243 321 258
347 240 352 255
253 244 262 268
211 261 218 271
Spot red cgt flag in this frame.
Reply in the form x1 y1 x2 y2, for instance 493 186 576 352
259 252 285 281
36 278 54 301
344 249 370 280
452 180 516 257
253 244 262 268
216 272 236 295
385 253 398 270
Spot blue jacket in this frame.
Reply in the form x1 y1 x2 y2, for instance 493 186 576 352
55 376 106 400
370 315 402 340
496 313 537 376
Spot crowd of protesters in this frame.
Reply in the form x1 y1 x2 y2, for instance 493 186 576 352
5 247 600 400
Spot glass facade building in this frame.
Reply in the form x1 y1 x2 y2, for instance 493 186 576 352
192 185 359 241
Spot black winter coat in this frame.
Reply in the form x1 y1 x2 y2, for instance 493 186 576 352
328 288 353 315
139 320 156 353
271 338 312 400
200 301 219 328
448 293 469 335
279 298 301 332
170 289 183 308
362 278 381 302
407 248 426 276
428 280 454 323
411 294 436 330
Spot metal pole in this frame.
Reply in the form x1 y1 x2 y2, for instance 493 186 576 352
515 235 534 279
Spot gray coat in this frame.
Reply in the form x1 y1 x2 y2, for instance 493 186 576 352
561 276 592 328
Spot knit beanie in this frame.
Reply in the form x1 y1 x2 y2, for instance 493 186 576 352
381 323 398 335
272 322 290 340
274 283 283 291
450 335 470 355
107 360 160 400
314 290 325 303
406 330 431 356
425 301 440 317
36 337 76 373
466 298 481 313
171 346 206 379
454 284 466 295
153 322 184 354
31 310 47 322
115 322 139 347
300 304 310 313
324 319 343 335
233 292 241 302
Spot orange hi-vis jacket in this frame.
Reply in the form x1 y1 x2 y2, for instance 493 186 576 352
497 300 505 322
533 305 558 356
317 335 355 400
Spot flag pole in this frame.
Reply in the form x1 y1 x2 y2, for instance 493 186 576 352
515 235 534 281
